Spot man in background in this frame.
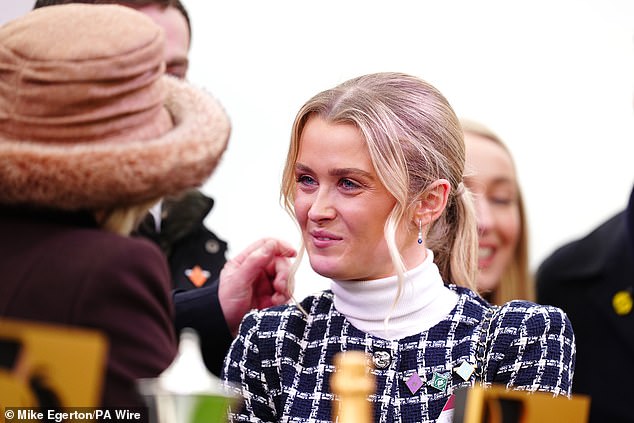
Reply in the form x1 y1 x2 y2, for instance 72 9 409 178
537 185 634 423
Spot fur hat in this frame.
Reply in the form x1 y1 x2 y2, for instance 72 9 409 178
0 4 230 210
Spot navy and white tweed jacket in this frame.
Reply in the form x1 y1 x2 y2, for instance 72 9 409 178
222 286 575 422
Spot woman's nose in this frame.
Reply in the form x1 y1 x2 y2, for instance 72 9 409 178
475 196 494 234
307 188 336 222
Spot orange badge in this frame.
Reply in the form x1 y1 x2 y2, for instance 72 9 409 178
185 265 210 288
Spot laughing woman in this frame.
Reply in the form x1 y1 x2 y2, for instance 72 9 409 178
461 119 533 305
222 72 575 422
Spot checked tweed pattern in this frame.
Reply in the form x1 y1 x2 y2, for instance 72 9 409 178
222 286 575 423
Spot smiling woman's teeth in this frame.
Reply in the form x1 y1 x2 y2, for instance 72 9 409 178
479 247 493 259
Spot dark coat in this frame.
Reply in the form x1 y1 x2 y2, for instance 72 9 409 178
136 189 227 291
135 189 234 376
173 282 233 377
0 207 177 407
537 186 634 423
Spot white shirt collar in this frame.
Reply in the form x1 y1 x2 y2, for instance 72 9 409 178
148 199 163 232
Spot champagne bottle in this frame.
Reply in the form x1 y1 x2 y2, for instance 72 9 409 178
331 351 375 423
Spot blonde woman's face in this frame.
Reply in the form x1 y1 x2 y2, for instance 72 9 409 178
464 132 521 293
293 116 418 281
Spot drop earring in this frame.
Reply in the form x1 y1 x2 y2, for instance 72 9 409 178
418 220 423 245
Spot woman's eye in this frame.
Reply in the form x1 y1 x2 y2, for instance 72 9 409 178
340 179 360 190
490 196 514 206
297 175 316 186
166 65 187 79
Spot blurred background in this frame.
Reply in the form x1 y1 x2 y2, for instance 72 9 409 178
3 0 634 297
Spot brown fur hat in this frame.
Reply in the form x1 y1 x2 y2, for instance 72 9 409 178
0 4 230 210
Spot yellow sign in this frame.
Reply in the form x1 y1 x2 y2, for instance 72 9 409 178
454 384 591 423
0 318 107 414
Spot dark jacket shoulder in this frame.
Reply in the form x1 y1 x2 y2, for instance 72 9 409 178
537 211 626 286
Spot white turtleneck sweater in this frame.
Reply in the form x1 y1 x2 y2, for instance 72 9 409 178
331 250 459 340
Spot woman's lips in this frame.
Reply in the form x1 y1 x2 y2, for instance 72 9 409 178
309 230 342 248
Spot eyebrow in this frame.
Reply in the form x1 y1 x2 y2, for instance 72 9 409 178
488 177 517 187
167 56 189 66
166 58 189 69
295 163 375 180
464 173 516 184
464 176 517 191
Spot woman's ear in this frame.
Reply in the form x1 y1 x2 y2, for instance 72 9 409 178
414 179 451 225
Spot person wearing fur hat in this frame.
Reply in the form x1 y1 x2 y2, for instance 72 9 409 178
29 0 297 381
0 3 294 407
34 0 231 296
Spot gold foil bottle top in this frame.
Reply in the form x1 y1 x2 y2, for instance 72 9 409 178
331 351 375 423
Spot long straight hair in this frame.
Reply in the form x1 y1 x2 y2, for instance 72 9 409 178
461 119 533 304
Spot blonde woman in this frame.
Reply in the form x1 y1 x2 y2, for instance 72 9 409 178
223 73 575 422
462 119 533 305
